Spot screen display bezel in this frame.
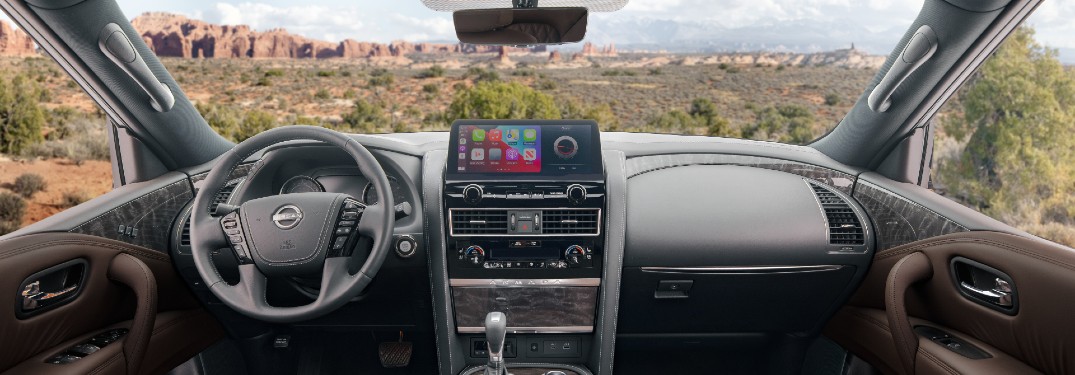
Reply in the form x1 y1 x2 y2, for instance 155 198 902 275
445 119 604 181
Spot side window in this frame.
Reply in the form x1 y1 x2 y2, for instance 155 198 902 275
933 26 1075 248
0 25 113 236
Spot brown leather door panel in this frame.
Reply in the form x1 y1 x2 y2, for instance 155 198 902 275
825 231 1075 374
0 233 223 374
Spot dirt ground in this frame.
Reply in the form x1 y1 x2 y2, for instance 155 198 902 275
0 158 113 227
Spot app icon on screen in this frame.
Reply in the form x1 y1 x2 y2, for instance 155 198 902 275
523 128 537 142
459 137 466 145
472 129 486 142
458 145 466 153
488 129 502 142
471 148 485 160
505 129 520 143
458 152 466 159
505 148 520 161
523 148 537 161
488 148 502 161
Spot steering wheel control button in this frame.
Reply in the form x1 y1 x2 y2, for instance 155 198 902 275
339 220 356 227
340 211 360 221
232 244 251 263
395 235 417 258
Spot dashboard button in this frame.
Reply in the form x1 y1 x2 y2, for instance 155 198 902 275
335 227 353 236
338 220 356 227
340 211 360 221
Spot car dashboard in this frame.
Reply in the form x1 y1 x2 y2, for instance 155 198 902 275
141 123 975 374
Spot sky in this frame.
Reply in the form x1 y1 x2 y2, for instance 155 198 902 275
2 0 1073 59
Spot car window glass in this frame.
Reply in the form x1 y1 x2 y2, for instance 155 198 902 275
932 26 1075 249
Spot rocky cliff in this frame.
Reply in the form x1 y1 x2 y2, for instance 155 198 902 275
130 12 528 59
0 21 35 57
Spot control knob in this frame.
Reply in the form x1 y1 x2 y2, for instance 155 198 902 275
565 245 586 266
463 184 484 205
464 245 486 265
566 184 587 205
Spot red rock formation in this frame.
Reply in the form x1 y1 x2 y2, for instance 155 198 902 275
548 50 562 63
496 46 511 64
0 21 36 57
131 12 547 60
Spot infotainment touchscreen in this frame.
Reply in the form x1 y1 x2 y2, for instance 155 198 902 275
446 120 602 178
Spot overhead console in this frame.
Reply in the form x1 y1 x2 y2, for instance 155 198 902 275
443 120 605 368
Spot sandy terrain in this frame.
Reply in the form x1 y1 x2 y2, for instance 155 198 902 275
0 158 112 226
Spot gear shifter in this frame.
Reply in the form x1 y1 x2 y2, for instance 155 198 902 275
484 312 507 375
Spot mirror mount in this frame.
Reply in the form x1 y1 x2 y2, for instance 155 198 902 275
513 0 539 8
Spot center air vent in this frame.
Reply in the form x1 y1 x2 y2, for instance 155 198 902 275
450 210 509 235
810 184 865 246
542 209 601 235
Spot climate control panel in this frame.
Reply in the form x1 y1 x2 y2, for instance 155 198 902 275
450 239 600 278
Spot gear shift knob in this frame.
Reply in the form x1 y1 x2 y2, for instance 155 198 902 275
484 312 507 375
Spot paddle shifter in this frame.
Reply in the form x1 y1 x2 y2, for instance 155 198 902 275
484 312 507 375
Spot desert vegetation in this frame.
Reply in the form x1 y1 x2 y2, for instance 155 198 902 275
0 27 1072 247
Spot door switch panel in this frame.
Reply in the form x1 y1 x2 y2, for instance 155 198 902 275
914 326 991 360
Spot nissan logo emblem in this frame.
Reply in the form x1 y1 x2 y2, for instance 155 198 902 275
272 205 303 229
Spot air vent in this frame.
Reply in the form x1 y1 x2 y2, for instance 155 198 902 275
208 180 240 214
180 218 192 247
451 210 509 235
180 180 242 247
542 209 601 235
811 184 865 245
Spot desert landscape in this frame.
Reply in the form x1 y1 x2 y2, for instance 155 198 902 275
1 14 1073 248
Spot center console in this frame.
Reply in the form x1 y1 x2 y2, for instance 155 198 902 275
443 120 605 368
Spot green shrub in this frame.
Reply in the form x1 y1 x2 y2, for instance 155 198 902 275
417 65 446 78
0 192 26 223
422 84 440 94
741 104 816 143
447 81 560 122
601 69 637 77
255 77 272 86
537 80 558 90
21 117 109 163
12 173 46 198
824 93 840 106
511 69 537 77
59 190 89 209
342 89 358 99
648 68 663 75
342 99 388 133
0 74 47 154
0 220 19 236
316 70 336 77
368 69 395 87
263 69 285 77
314 89 332 100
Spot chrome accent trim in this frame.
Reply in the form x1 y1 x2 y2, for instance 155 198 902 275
639 265 846 274
448 208 602 237
449 278 601 287
457 326 594 334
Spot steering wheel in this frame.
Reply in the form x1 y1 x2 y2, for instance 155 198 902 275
189 126 394 323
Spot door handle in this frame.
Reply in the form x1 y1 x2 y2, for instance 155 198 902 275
950 257 1018 314
959 278 1013 307
16 259 87 318
21 281 79 311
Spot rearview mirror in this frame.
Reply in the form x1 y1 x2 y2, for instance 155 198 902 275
453 7 587 45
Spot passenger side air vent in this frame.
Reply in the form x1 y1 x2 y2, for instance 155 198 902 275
810 184 865 245
451 210 510 235
542 209 601 235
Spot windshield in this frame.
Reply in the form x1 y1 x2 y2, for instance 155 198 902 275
0 1 1071 146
